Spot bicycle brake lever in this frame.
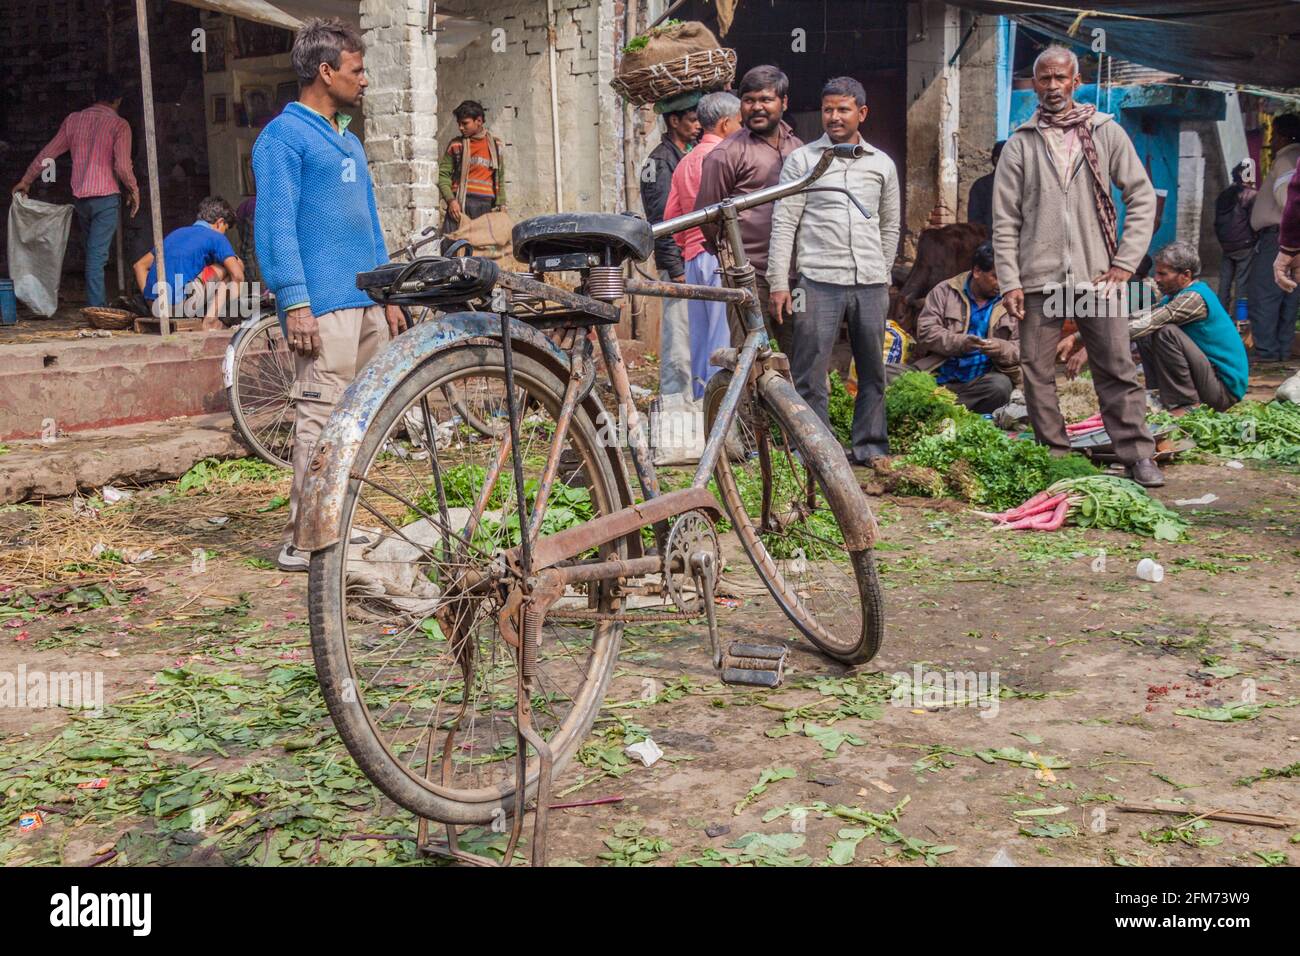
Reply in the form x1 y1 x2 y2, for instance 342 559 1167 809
801 187 873 221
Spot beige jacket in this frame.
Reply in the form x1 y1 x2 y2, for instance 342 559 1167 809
1250 142 1300 231
912 272 1021 383
992 109 1156 294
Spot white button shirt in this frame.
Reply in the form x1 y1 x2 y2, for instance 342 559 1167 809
766 133 900 292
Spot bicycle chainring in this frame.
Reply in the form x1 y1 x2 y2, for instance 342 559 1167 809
664 510 720 615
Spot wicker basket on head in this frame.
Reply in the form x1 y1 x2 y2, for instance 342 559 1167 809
81 306 137 331
611 48 737 107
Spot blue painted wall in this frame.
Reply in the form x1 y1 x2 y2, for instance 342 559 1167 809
1009 83 1226 257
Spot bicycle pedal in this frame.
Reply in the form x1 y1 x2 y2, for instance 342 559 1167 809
719 641 788 688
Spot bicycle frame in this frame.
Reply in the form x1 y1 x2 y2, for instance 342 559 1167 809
296 144 867 582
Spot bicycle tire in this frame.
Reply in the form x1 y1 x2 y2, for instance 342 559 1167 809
309 343 627 825
703 369 884 664
226 314 294 469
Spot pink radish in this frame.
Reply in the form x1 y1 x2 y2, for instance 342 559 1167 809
1029 495 1071 531
997 490 1053 522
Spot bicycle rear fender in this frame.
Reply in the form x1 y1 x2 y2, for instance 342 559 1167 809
294 311 629 552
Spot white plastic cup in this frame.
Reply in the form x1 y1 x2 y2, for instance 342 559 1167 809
1136 558 1164 583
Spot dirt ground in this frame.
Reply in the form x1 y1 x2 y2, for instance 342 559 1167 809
1 358 1297 867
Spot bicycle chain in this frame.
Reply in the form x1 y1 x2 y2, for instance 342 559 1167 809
547 607 700 623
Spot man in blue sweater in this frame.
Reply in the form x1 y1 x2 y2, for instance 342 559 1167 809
253 17 405 571
1057 241 1249 413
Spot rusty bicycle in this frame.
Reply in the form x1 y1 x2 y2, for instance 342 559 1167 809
298 142 882 865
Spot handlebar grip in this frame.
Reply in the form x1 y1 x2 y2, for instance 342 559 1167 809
829 143 866 160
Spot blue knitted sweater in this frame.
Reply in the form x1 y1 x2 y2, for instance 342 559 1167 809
252 102 388 318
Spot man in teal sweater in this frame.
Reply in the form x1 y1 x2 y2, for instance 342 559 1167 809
1057 241 1249 413
253 17 405 571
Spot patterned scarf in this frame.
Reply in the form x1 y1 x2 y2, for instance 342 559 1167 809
1038 102 1119 260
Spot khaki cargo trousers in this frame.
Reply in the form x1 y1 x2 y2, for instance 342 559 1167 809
285 306 390 545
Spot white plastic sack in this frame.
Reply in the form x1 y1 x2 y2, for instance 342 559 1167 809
1277 371 1300 404
651 392 706 466
7 194 73 316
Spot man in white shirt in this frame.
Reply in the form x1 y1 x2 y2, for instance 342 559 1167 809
768 76 900 464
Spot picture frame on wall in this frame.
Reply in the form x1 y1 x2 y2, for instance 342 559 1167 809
242 86 275 128
211 95 228 125
274 81 297 118
234 20 292 59
204 23 227 73
239 145 256 197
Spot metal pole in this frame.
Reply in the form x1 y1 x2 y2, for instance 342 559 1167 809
545 0 564 212
135 0 169 334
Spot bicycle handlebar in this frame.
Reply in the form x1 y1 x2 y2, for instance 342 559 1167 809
650 142 866 241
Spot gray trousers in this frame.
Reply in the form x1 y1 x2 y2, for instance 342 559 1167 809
791 278 889 461
1136 325 1235 412
947 371 1014 413
1247 227 1300 361
1218 246 1254 312
1021 291 1155 463
658 269 692 396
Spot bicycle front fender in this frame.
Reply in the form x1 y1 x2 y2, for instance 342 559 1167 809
294 311 597 552
755 368 879 551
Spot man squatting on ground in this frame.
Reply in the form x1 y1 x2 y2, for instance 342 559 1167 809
639 92 701 397
663 91 742 398
908 241 1020 414
133 196 245 330
694 65 803 357
1057 241 1249 414
993 44 1165 488
12 73 141 308
252 17 406 571
767 76 900 465
438 99 507 227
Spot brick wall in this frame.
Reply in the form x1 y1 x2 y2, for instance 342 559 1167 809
433 0 620 224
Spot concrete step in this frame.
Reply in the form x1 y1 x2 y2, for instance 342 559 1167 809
0 413 251 504
0 330 230 440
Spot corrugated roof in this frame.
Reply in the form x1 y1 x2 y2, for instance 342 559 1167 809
952 1 1300 87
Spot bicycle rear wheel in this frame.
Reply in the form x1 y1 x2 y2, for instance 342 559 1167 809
309 342 628 825
703 370 883 664
226 314 294 468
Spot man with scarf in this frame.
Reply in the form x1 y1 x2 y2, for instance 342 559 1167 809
993 45 1162 486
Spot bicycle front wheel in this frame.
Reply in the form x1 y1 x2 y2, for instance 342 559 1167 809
226 314 294 468
704 369 884 664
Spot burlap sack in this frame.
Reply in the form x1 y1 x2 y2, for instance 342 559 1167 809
446 209 514 262
619 21 721 75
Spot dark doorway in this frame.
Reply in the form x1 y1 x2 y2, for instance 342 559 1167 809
680 0 908 213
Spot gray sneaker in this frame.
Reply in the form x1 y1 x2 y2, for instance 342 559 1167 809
277 544 310 572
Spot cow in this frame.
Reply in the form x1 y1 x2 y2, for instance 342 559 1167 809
889 222 989 336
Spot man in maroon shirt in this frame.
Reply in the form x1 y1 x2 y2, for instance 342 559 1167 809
693 65 803 354
12 75 140 307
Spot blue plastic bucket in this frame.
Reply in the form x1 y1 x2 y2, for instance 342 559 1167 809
0 279 17 326
1235 297 1248 324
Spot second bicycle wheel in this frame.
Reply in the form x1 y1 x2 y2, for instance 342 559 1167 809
227 314 294 468
704 369 884 664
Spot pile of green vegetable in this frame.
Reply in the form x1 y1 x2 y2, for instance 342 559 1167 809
1154 400 1300 464
621 19 682 54
849 371 1098 511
